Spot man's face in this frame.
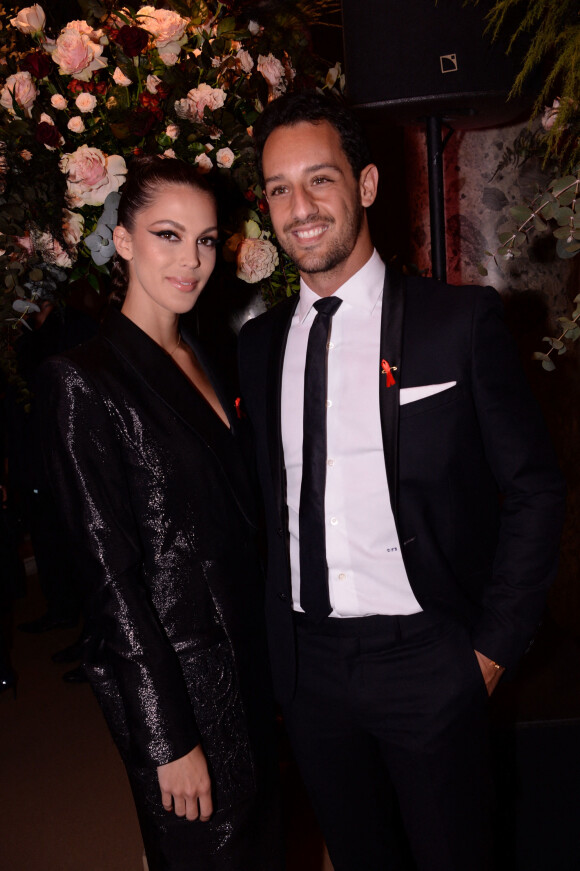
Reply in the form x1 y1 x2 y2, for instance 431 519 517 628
261 120 376 292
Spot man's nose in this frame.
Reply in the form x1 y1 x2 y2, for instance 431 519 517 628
290 185 318 221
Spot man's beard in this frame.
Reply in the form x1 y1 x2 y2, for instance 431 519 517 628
281 200 364 275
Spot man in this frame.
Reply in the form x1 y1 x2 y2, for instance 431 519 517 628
238 91 564 871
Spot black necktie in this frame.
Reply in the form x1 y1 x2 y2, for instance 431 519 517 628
299 296 342 622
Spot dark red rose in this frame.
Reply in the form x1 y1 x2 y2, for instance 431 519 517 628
67 79 92 94
138 92 159 110
115 25 149 57
35 121 62 148
94 81 108 95
22 51 52 79
258 198 270 215
129 108 155 137
244 189 256 202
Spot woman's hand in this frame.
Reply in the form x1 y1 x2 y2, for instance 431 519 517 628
157 744 213 821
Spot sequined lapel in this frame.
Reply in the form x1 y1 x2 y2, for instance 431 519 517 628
101 308 257 526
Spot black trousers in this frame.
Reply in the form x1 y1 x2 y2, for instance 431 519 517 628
282 611 494 871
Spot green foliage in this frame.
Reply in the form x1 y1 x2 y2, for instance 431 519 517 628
485 0 580 171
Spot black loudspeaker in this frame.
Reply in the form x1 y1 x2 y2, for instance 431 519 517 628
341 0 534 129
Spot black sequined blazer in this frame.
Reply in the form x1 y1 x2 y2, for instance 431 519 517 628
39 307 268 810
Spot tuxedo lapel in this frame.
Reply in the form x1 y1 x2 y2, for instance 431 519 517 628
101 308 257 526
267 296 298 520
379 267 405 520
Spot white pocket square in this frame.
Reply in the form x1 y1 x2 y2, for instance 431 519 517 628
399 381 457 405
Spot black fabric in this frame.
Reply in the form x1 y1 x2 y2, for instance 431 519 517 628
299 296 342 622
38 308 283 870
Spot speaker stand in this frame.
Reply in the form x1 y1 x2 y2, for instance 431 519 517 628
425 117 454 282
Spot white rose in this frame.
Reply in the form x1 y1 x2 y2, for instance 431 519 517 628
163 148 176 158
236 237 279 283
67 116 85 134
194 153 213 174
542 98 561 132
137 6 188 63
216 147 235 169
51 94 68 110
40 112 54 125
183 82 226 120
112 67 132 87
75 92 97 112
248 20 260 35
60 145 127 207
0 71 38 117
165 123 180 140
146 74 161 94
10 4 45 33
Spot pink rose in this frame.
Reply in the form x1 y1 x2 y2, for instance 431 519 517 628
542 98 561 132
75 92 97 112
194 153 213 174
0 71 38 117
236 237 279 283
163 148 176 158
62 209 84 248
137 7 188 62
216 147 235 169
10 4 45 34
236 49 254 74
176 83 227 121
51 94 68 110
49 26 107 81
60 145 127 207
67 116 85 133
146 74 161 94
165 123 180 140
257 53 286 98
112 67 132 87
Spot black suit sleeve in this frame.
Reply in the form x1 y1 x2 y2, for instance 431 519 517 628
38 357 201 767
468 288 565 667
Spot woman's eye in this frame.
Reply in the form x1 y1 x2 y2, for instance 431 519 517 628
199 236 218 248
154 230 179 241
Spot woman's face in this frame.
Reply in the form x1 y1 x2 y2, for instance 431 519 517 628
115 183 218 317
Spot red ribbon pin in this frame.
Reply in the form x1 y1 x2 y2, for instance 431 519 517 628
381 359 397 387
235 397 243 419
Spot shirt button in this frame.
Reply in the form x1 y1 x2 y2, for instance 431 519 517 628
330 517 338 526
327 458 334 467
327 341 334 350
338 572 346 581
326 399 332 408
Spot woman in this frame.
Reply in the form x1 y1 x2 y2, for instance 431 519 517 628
39 158 282 870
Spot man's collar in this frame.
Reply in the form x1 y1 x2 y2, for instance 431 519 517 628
297 249 385 323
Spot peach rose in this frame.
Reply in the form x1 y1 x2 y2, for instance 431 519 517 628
0 71 38 117
10 4 45 34
51 94 68 110
236 237 279 283
165 123 180 140
194 153 213 174
20 149 33 161
50 26 107 81
158 50 179 67
75 92 97 112
216 147 235 169
67 116 85 133
60 145 127 207
62 209 84 248
112 67 132 86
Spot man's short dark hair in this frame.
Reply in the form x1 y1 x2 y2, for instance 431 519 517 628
253 90 372 183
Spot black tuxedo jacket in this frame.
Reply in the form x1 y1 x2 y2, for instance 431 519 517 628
39 307 269 810
238 269 565 704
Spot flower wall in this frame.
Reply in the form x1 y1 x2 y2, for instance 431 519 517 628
0 0 342 380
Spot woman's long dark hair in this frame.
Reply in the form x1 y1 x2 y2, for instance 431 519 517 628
110 156 216 301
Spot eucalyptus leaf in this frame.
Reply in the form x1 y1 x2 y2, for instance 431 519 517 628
509 206 532 224
476 263 488 276
542 358 556 371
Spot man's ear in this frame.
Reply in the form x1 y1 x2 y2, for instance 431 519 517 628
113 225 133 262
359 164 379 208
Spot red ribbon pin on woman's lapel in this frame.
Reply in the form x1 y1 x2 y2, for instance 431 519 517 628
381 359 397 387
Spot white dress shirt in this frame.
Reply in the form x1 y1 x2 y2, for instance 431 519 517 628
281 250 422 617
